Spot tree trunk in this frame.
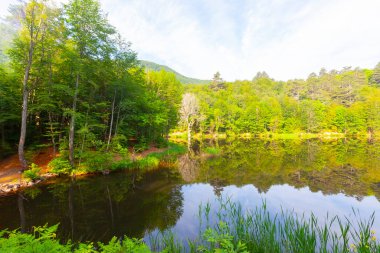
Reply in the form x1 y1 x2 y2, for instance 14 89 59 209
106 89 116 151
18 47 33 171
68 182 74 240
48 112 56 156
187 120 191 150
18 193 26 233
69 74 79 168
106 185 114 228
114 102 121 137
78 108 89 167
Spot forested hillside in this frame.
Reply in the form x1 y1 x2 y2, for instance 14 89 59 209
140 60 210 84
183 68 380 137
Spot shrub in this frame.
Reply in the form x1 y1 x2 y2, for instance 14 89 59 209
23 163 42 181
135 156 160 169
98 236 151 253
111 159 132 171
48 158 72 175
134 137 148 152
0 224 71 252
155 136 169 148
81 151 113 173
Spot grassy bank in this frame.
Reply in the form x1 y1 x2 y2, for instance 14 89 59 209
112 143 187 170
1 199 379 253
46 142 186 176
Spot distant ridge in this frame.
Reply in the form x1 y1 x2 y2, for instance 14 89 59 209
140 60 210 85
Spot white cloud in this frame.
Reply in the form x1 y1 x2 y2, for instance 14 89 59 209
0 0 16 19
2 0 380 81
99 0 380 81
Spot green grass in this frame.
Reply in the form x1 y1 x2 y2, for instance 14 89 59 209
1 199 379 252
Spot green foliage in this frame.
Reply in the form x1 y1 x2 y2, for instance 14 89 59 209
110 135 129 158
0 224 71 253
49 158 72 175
134 156 160 169
0 0 183 168
134 138 149 152
98 236 151 253
204 147 221 155
23 163 42 181
183 66 380 137
111 159 132 171
80 151 113 173
0 225 151 253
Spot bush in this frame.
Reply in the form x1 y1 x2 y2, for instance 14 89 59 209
23 163 41 181
135 156 160 169
111 159 132 171
98 237 151 253
155 136 169 148
0 224 71 252
134 137 148 152
0 225 151 253
81 151 113 173
48 158 72 175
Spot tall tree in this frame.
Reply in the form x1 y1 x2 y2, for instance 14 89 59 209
210 71 225 91
9 0 49 170
64 0 115 167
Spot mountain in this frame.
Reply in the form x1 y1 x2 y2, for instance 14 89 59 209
140 60 210 85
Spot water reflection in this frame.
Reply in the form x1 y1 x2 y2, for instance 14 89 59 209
159 183 380 244
0 139 379 243
0 168 184 242
193 139 380 200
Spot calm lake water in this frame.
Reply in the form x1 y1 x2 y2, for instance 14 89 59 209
0 139 379 244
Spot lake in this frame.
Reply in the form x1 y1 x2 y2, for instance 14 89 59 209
0 139 379 245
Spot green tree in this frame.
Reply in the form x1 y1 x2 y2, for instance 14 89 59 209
64 0 116 167
8 0 50 169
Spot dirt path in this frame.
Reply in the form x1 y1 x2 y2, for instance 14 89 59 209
0 147 57 184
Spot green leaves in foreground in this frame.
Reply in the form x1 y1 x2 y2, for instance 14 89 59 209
0 225 150 253
0 224 71 253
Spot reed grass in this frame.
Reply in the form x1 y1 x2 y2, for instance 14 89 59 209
151 198 380 253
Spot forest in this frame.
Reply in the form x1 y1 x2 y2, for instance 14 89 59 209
183 68 380 138
0 0 380 173
0 0 183 167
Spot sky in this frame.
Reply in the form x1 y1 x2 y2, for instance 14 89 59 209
1 0 380 81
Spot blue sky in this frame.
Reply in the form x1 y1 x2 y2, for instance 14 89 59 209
1 0 380 81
